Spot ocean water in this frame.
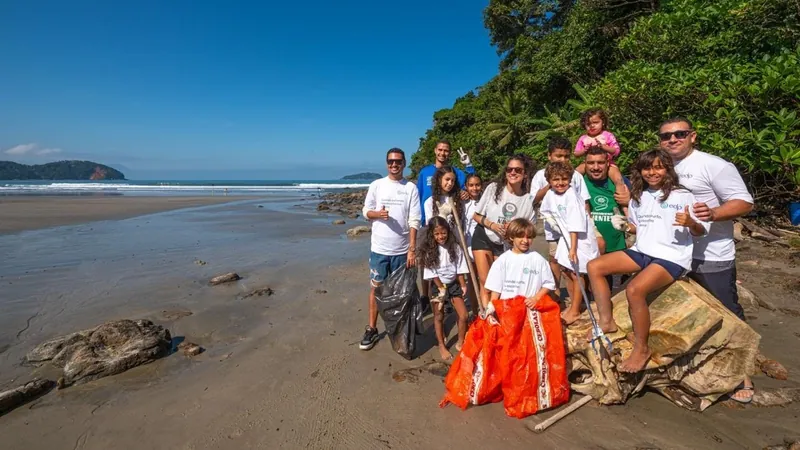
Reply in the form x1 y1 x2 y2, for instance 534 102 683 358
0 179 371 196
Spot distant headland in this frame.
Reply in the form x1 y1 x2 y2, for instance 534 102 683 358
340 172 381 181
0 160 126 180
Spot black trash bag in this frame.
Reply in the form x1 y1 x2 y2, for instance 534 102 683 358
375 266 425 359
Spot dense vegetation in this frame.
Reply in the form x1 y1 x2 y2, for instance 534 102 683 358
0 161 125 180
341 172 382 180
411 0 800 210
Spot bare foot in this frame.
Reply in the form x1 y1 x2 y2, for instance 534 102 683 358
586 320 619 341
618 347 652 373
561 309 582 325
438 345 453 361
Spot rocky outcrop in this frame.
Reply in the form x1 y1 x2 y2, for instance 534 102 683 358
317 190 367 218
25 319 171 387
346 226 371 238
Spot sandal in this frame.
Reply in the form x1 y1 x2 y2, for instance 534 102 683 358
729 381 755 404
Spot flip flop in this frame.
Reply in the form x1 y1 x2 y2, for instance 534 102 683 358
729 382 755 404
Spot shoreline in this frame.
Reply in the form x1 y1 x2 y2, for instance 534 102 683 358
0 195 250 234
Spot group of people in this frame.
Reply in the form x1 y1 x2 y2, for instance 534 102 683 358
357 112 756 403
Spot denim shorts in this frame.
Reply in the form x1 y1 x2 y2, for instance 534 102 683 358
369 252 407 286
622 249 686 281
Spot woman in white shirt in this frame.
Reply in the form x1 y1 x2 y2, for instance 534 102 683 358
471 155 536 309
586 149 709 374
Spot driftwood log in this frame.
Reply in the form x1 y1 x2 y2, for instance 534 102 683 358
0 378 55 415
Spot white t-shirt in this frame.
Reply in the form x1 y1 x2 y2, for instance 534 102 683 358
532 169 590 241
474 182 537 244
540 187 599 273
484 250 556 300
628 188 711 270
423 245 468 284
364 177 421 256
673 150 753 262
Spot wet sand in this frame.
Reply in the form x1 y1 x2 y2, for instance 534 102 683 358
0 200 798 449
0 196 247 234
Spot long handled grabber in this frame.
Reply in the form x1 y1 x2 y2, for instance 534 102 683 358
436 200 483 317
542 213 612 358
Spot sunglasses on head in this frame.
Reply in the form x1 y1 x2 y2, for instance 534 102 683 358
505 166 524 174
386 158 404 166
658 130 692 141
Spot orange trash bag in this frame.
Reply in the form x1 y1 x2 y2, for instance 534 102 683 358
494 295 570 418
439 314 504 410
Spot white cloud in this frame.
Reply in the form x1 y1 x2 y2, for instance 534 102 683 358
3 143 62 157
4 143 37 155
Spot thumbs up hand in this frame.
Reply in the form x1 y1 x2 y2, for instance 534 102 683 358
673 205 695 227
378 205 390 220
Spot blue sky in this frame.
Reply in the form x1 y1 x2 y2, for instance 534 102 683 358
0 1 499 180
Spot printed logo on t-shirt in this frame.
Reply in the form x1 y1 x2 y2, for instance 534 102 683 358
557 204 567 214
426 176 432 187
660 202 682 211
522 267 539 275
677 172 693 179
594 196 610 211
498 202 518 224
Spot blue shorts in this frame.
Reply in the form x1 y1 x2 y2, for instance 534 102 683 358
369 252 407 286
622 249 686 281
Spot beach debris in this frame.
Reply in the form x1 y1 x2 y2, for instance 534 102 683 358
392 361 449 383
315 289 328 294
209 272 241 285
566 279 761 411
752 388 800 407
763 439 800 450
737 284 760 314
240 287 274 299
526 395 593 434
177 341 203 357
161 310 193 321
332 219 346 225
194 259 207 266
757 353 789 380
733 222 745 242
346 226 371 238
0 378 55 415
25 319 171 387
739 219 781 242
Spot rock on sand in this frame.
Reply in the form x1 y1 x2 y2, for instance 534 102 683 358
346 226 370 238
209 272 241 285
0 378 55 415
25 319 172 387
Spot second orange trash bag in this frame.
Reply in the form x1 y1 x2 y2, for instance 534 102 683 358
494 295 570 418
440 295 569 419
438 314 504 409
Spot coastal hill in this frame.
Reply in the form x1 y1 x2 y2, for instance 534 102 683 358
0 160 126 180
340 172 381 181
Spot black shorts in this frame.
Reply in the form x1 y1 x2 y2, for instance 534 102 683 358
431 281 464 300
470 224 505 257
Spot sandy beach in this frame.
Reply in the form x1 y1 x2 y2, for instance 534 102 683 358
1 196 798 449
0 196 247 234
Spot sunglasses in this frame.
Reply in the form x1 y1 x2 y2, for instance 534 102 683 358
505 167 524 174
658 130 692 141
386 159 405 166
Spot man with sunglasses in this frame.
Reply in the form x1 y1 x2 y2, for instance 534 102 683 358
659 117 755 403
416 140 474 225
359 148 421 351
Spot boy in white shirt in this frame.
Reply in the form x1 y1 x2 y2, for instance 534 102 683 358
359 148 421 351
532 137 591 286
483 218 556 314
539 161 600 325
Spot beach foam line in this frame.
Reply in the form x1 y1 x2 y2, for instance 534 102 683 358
0 182 370 192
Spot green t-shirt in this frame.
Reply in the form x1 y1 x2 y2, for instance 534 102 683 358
584 175 627 253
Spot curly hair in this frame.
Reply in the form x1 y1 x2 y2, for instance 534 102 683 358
580 108 609 131
493 154 534 203
431 165 465 228
630 148 686 203
420 216 459 270
544 161 574 182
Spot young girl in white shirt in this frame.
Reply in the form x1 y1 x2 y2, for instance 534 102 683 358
423 165 465 229
420 216 469 360
586 148 709 373
539 161 600 325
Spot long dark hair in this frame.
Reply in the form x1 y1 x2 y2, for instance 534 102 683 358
493 154 534 203
420 216 458 270
630 148 685 203
431 165 464 228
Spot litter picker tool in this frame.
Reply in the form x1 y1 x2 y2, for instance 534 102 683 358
542 213 612 358
437 200 483 317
